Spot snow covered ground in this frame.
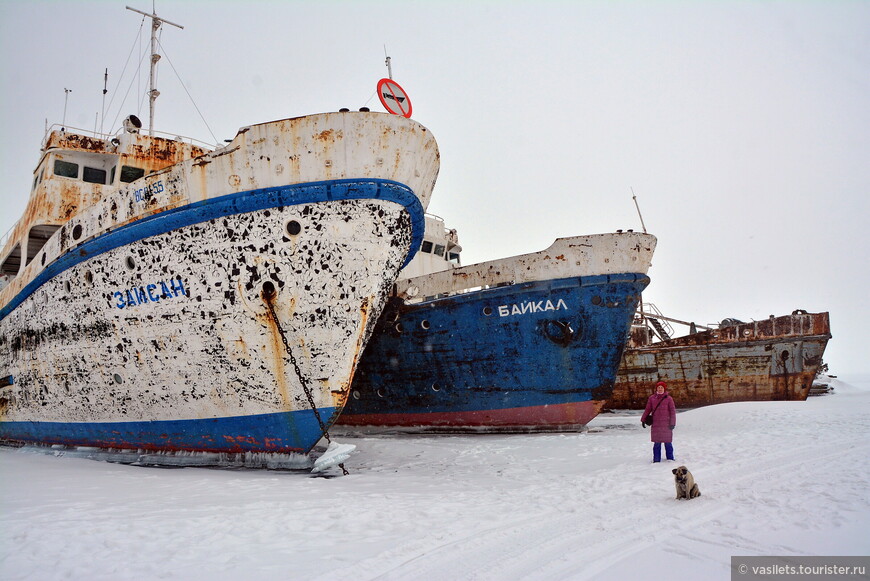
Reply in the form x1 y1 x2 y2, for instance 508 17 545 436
2 375 868 581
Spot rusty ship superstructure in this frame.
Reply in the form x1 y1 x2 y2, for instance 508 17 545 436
0 9 439 463
605 307 831 409
339 216 656 432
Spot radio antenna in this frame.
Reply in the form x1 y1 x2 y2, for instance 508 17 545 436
62 88 72 129
100 68 108 134
384 45 393 79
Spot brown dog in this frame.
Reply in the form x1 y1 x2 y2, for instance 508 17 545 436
672 465 701 500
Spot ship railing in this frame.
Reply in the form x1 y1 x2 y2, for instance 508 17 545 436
423 213 460 242
41 122 216 150
0 225 14 253
425 212 446 224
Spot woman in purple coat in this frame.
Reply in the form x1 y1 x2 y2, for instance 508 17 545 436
640 381 677 462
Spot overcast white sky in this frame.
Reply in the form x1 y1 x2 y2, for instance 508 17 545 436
1 0 867 374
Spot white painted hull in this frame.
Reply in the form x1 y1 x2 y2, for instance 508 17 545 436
395 232 656 301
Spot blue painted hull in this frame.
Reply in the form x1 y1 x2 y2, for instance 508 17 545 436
0 407 336 453
340 273 650 431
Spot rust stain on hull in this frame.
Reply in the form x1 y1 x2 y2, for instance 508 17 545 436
260 284 292 409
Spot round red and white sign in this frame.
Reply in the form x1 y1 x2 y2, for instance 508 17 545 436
377 78 412 118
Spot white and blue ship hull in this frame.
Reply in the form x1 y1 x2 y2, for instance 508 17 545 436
0 112 440 455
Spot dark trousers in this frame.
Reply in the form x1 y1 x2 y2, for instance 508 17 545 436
653 442 674 462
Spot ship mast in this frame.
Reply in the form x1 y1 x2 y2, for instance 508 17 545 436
630 187 647 234
126 5 183 136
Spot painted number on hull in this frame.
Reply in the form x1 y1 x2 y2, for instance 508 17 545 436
133 180 164 203
112 278 187 309
498 299 568 317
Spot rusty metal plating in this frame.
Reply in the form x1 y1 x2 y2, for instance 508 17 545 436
607 310 832 409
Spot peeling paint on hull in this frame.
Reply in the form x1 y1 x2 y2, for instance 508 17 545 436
606 311 832 409
340 274 651 433
0 186 416 452
0 112 440 456
339 232 656 432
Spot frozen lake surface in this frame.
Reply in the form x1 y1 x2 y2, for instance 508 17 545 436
2 375 868 580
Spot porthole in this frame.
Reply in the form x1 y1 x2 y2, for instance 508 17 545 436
352 391 361 400
64 281 71 293
41 253 46 266
125 256 136 271
113 373 123 384
72 224 83 240
85 270 93 285
286 220 302 236
591 296 602 305
376 389 385 398
262 280 276 299
432 383 441 392
395 322 403 333
421 320 430 330
483 306 493 316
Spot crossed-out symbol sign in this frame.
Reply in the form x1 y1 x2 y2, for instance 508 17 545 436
377 78 412 118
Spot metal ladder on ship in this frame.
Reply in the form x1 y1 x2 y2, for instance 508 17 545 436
640 302 674 341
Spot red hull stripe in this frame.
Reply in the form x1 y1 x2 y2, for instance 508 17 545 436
340 400 603 429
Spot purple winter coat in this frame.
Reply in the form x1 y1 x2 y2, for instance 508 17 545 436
641 391 676 443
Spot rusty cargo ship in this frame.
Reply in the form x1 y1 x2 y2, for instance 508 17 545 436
0 8 439 463
605 307 831 409
338 216 657 432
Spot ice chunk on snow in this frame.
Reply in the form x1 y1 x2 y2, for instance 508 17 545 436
311 441 356 474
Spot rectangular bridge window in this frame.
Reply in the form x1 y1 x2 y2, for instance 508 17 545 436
120 166 146 183
83 166 107 184
54 160 78 179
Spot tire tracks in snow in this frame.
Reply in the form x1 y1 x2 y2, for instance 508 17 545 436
541 437 870 581
324 432 868 581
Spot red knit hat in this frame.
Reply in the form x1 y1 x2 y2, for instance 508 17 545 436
655 381 667 389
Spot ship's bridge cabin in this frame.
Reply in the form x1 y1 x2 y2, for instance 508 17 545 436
0 116 210 291
400 214 462 280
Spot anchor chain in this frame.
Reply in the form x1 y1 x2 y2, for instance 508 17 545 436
262 287 348 475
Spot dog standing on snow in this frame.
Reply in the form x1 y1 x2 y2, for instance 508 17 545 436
672 465 701 500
